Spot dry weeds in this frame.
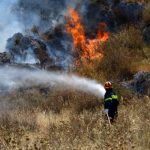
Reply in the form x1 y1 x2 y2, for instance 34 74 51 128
0 88 149 150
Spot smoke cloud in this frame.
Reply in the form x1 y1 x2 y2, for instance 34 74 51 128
0 0 23 52
2 0 85 66
15 0 83 32
0 66 105 98
0 0 81 49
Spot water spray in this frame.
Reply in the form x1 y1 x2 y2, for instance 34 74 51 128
0 66 105 98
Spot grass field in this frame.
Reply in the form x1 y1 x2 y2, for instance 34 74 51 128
0 88 149 150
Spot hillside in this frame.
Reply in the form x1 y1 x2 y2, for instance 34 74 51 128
0 0 150 150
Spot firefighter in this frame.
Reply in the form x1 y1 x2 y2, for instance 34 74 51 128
104 81 119 123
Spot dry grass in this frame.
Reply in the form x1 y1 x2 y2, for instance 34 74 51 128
93 26 145 80
0 88 150 150
0 21 150 149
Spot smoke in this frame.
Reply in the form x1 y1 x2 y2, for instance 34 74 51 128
15 0 83 32
0 0 112 67
0 66 105 98
3 0 84 66
0 0 23 52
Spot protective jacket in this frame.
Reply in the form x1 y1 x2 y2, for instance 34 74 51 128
104 89 118 108
104 88 119 119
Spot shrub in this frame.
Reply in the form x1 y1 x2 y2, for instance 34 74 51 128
98 26 145 80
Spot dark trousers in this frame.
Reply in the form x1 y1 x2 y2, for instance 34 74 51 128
105 101 118 121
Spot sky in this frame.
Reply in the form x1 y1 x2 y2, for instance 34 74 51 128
0 0 22 52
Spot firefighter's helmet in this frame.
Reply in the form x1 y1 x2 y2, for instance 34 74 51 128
104 81 112 89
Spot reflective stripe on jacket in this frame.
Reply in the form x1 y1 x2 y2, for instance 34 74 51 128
104 95 118 102
104 90 118 102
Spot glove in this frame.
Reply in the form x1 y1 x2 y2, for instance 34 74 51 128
104 109 109 114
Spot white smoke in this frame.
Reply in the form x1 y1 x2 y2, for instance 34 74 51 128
0 0 23 52
0 66 105 98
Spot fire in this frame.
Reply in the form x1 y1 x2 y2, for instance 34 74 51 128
66 7 109 64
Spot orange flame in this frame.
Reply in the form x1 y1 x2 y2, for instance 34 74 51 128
66 7 109 64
